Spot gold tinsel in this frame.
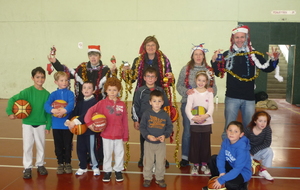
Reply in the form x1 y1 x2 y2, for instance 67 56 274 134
226 69 260 82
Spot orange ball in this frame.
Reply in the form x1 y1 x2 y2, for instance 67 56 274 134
69 116 88 135
51 99 68 117
12 100 32 119
163 106 178 123
207 176 227 190
252 159 261 175
91 112 107 132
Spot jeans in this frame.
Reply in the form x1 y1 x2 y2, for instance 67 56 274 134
252 147 273 167
222 97 255 140
181 103 190 160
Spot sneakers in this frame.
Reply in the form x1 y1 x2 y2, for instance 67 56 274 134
23 168 32 179
138 158 143 167
259 170 274 180
165 160 169 168
191 165 199 175
102 172 112 182
155 179 167 188
64 163 72 174
201 165 211 175
115 171 124 182
37 166 48 175
180 159 189 167
57 164 64 174
75 168 87 175
143 180 151 187
93 168 100 176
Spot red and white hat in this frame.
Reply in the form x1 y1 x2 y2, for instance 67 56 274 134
88 45 101 53
232 25 249 34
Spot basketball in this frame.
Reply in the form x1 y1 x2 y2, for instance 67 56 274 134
163 106 178 123
51 99 67 117
12 100 32 119
207 176 227 190
91 112 107 132
252 159 261 175
191 106 206 124
69 116 87 135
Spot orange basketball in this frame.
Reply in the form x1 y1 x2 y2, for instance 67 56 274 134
207 176 227 190
163 106 178 123
91 112 107 132
51 99 68 117
12 100 32 119
69 116 87 135
252 159 261 175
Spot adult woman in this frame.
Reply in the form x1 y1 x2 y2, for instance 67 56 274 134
177 44 217 167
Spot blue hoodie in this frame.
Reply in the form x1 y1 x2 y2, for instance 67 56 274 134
217 136 252 185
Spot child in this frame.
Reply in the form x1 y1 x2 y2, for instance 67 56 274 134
185 71 214 175
6 67 51 179
139 90 173 188
44 71 75 174
84 77 128 182
132 67 169 167
65 82 99 176
203 121 252 190
244 111 274 180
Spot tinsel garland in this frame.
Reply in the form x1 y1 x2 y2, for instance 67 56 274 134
226 68 260 82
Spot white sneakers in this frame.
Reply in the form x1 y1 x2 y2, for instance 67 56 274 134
259 170 274 180
191 165 199 175
75 168 87 175
201 165 211 175
93 168 100 176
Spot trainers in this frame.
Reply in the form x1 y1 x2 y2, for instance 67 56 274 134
102 172 112 182
201 165 211 174
138 158 143 167
75 168 87 175
191 165 199 175
37 166 48 175
93 168 100 176
165 160 169 168
64 163 72 174
57 164 64 174
23 168 32 179
180 159 189 167
259 170 274 180
155 179 167 188
115 171 124 182
143 180 151 187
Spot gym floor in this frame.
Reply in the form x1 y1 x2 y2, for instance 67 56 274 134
0 99 299 190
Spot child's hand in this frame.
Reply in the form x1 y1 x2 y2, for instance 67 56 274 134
88 124 95 131
157 135 165 142
147 135 157 142
51 108 60 115
68 121 76 129
134 122 140 130
45 130 50 134
213 180 222 189
8 114 16 120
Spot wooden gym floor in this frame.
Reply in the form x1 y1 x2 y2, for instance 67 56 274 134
0 99 300 190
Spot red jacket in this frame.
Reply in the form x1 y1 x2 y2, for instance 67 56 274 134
84 97 129 141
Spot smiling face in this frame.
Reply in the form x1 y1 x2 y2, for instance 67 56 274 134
55 76 69 89
195 74 208 89
255 115 268 130
233 32 246 48
88 53 101 66
143 72 157 87
145 41 157 56
32 72 45 89
227 124 244 144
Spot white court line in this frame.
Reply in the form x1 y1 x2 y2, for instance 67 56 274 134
1 164 300 180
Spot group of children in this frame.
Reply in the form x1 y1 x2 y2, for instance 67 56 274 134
6 65 274 189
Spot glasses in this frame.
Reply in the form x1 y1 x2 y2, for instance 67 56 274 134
145 75 156 79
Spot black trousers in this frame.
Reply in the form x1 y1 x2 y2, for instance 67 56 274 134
77 134 98 169
53 129 73 164
209 155 247 190
140 133 145 159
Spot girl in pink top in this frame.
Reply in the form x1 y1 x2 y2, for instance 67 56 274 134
185 71 214 175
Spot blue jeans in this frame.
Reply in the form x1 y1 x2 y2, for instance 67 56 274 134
181 103 190 160
222 97 255 140
252 147 273 167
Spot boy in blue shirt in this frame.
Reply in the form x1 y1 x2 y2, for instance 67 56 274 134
44 71 75 174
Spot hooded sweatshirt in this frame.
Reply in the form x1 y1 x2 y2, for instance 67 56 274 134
217 136 252 185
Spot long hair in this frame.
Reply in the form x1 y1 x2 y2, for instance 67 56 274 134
248 111 271 130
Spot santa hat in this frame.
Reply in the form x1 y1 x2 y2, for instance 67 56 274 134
232 25 249 34
191 43 209 56
88 45 101 53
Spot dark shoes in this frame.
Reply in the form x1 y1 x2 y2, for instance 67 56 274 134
115 171 124 182
165 160 169 168
23 168 32 179
64 163 72 174
156 179 167 188
180 159 189 167
103 172 112 182
138 158 143 167
37 166 48 175
143 180 151 187
202 186 208 190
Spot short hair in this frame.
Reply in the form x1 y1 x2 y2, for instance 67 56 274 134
150 90 163 100
83 81 95 90
143 35 160 50
54 71 68 81
143 67 157 77
104 77 122 91
227 121 244 133
195 71 209 88
31 67 46 78
248 111 271 129
88 51 101 56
